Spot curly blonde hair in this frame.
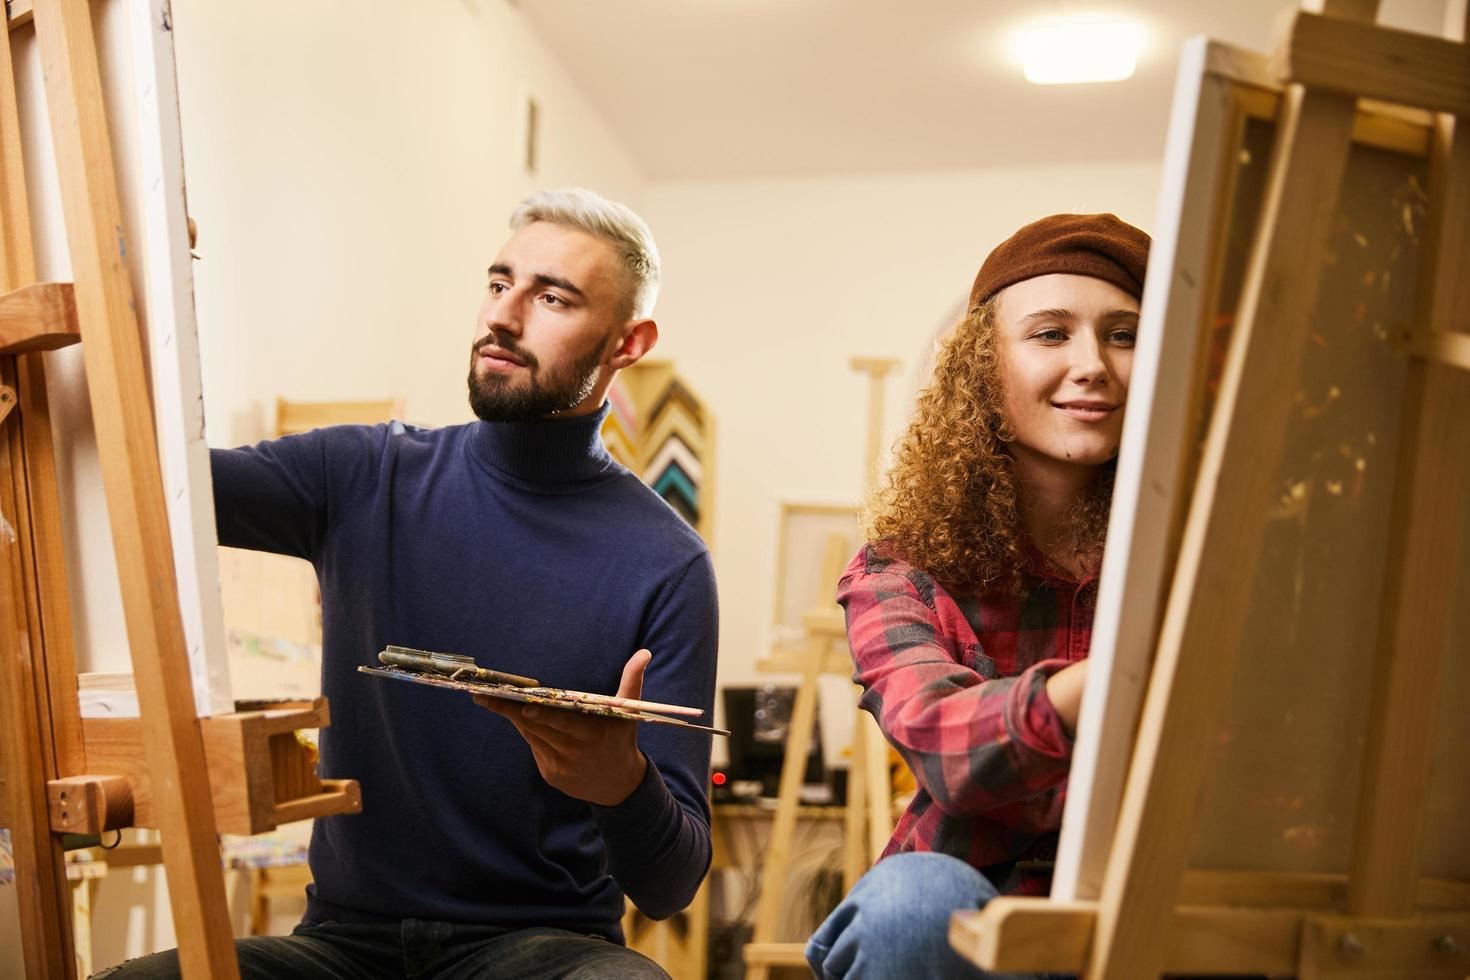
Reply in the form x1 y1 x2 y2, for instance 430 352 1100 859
866 299 1114 595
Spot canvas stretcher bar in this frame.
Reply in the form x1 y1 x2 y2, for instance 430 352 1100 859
1051 34 1249 902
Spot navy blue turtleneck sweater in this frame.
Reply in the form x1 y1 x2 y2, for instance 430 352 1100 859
210 403 718 939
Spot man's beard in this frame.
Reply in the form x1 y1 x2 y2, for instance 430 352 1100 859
466 331 608 423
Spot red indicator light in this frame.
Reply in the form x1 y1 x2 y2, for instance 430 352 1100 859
711 771 727 786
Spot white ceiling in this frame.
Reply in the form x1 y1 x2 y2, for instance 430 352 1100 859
516 0 1452 181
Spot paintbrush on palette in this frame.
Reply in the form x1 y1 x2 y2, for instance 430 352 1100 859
378 646 540 687
359 645 729 736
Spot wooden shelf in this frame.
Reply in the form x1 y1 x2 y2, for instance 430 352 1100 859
0 697 361 836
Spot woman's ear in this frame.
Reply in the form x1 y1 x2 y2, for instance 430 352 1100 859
608 319 658 370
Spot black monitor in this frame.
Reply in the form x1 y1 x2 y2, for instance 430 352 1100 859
721 685 824 798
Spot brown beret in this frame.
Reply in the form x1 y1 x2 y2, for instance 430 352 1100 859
968 213 1151 309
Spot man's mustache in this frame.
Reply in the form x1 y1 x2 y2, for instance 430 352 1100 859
472 332 538 369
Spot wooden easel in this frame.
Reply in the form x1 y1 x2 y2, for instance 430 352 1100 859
0 2 359 977
741 357 899 979
951 1 1470 976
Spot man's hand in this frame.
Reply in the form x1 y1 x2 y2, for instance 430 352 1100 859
475 649 652 807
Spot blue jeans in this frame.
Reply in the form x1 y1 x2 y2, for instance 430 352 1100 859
806 852 1055 980
90 919 668 979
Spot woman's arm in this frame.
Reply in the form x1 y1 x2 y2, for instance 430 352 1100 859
841 548 1078 817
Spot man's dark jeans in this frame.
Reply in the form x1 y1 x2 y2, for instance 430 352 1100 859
92 919 670 980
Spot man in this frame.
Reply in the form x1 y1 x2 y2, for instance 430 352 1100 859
104 188 717 979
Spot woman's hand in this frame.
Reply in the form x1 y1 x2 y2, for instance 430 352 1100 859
1044 658 1089 732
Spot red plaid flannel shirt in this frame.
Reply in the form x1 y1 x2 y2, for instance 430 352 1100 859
838 542 1095 896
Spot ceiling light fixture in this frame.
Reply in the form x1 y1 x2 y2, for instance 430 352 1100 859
1015 18 1143 85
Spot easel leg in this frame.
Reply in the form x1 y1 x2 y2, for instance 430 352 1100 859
0 539 74 978
249 867 269 937
743 648 821 980
686 874 709 980
0 10 76 978
0 371 73 976
71 875 96 978
841 688 867 893
861 712 890 866
13 348 85 778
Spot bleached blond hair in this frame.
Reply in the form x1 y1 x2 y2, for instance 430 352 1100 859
510 188 661 319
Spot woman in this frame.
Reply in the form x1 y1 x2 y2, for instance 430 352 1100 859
806 213 1150 980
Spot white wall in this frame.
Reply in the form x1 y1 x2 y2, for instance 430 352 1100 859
176 0 644 446
640 162 1162 751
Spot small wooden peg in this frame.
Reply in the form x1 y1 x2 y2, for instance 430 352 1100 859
47 774 134 834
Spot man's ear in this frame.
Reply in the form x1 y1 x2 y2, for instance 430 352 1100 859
608 319 658 370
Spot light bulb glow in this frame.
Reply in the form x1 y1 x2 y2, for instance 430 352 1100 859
1016 19 1142 85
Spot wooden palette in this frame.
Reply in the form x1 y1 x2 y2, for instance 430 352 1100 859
356 665 729 736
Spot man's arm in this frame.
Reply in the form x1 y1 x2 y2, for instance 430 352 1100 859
211 426 379 560
594 550 717 917
477 551 718 919
475 650 652 806
841 554 1076 816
